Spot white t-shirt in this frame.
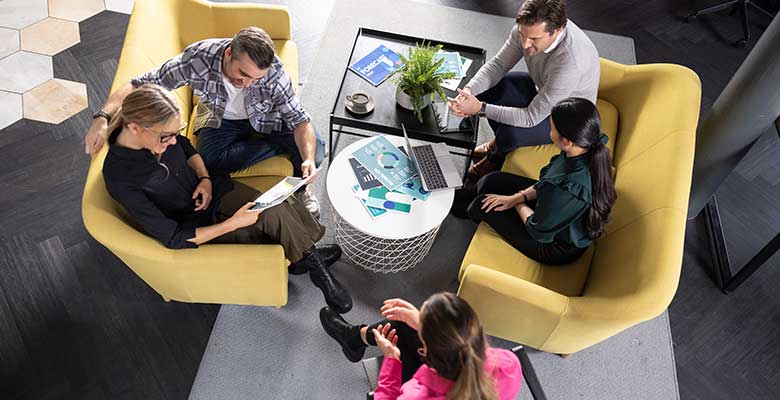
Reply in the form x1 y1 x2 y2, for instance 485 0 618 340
222 75 249 120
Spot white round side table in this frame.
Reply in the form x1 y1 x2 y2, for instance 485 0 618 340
326 135 455 273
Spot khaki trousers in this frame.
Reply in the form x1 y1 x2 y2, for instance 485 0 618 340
211 181 325 263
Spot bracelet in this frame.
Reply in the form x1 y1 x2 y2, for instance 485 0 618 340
199 176 211 181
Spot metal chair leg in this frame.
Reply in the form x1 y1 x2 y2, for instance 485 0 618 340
513 345 548 400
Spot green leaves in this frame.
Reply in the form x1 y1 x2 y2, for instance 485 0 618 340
390 41 456 122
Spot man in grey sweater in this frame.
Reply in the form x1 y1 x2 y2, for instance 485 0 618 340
449 0 599 180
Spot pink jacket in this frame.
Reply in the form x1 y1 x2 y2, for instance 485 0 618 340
373 348 522 400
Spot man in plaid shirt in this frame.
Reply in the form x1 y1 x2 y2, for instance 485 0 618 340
85 27 325 215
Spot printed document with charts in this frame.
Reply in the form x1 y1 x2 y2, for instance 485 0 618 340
250 168 320 211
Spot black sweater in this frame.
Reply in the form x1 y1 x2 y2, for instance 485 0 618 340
102 129 231 249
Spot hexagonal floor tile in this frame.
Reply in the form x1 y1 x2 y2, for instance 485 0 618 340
105 0 135 15
21 18 80 56
0 0 48 30
0 52 53 93
0 28 19 60
23 79 88 124
48 0 106 23
0 90 23 130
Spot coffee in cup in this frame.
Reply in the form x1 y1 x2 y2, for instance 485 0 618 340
346 92 371 112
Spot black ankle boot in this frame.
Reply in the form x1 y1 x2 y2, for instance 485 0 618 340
318 244 343 266
319 307 366 362
308 250 353 313
288 245 342 275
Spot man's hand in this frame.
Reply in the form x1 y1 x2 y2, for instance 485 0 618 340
301 159 317 181
85 118 108 155
380 298 421 332
192 178 213 211
448 87 481 118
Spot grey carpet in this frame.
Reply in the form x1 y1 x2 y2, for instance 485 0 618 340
189 1 677 399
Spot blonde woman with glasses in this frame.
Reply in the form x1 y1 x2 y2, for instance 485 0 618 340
101 84 352 313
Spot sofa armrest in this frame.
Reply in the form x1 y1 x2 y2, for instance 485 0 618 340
457 264 569 350
115 242 288 307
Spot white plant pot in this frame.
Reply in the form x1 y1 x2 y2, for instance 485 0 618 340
396 89 431 111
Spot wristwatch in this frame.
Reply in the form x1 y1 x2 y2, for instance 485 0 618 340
478 102 487 118
92 110 111 122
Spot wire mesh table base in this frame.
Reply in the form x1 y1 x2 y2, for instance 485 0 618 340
334 212 441 273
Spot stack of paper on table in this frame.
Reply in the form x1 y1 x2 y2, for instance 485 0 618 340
437 50 473 92
348 136 431 219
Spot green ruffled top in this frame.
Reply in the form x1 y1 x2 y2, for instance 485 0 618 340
526 151 594 248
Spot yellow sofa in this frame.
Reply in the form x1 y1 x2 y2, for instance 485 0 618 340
82 0 301 307
457 59 701 354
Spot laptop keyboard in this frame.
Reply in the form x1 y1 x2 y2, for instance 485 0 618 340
413 145 448 190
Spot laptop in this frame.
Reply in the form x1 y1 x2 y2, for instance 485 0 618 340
402 124 463 191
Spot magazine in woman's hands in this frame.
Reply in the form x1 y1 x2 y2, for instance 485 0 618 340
250 168 320 212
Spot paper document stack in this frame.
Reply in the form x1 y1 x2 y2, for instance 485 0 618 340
348 136 431 219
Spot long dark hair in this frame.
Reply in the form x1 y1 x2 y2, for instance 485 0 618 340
550 97 617 239
419 293 498 400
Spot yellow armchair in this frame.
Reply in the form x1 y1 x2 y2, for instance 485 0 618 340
457 59 701 354
82 0 303 306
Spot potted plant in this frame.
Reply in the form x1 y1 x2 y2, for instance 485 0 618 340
390 41 456 123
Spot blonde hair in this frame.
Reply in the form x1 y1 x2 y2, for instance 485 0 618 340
109 84 182 178
107 84 182 134
420 293 498 400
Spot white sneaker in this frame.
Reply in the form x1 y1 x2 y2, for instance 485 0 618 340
301 187 321 219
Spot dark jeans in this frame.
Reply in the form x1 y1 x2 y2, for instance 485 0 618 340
210 181 325 262
467 171 586 265
365 320 423 383
196 119 326 177
477 72 552 163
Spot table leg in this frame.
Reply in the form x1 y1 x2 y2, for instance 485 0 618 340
329 117 335 164
703 195 779 293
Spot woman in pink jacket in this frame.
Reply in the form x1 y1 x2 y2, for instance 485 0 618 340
319 292 522 399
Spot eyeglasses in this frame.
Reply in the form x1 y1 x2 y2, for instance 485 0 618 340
142 123 188 143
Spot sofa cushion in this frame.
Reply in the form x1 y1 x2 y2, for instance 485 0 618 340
502 98 618 179
230 155 293 180
459 223 595 297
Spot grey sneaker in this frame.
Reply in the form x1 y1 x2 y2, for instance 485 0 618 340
301 187 320 219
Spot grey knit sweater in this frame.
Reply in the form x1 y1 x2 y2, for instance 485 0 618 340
466 20 600 128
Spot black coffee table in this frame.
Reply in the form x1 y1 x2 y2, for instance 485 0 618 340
328 28 487 175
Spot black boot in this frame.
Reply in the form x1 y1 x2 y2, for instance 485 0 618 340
288 245 341 275
318 244 343 266
319 307 366 362
308 250 353 313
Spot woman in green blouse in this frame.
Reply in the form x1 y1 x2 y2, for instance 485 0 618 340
467 97 617 265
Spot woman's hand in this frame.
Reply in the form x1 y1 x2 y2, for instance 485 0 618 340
226 203 262 230
84 118 107 155
192 178 213 211
380 298 421 332
481 193 523 213
372 323 401 360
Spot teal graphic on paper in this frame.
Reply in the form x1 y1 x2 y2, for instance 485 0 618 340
356 186 413 214
352 136 415 191
435 51 464 78
352 184 387 218
394 175 430 201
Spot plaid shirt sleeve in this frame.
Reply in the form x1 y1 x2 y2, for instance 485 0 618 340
271 69 310 129
131 52 192 90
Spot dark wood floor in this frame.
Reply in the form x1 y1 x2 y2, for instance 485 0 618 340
1 1 778 399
